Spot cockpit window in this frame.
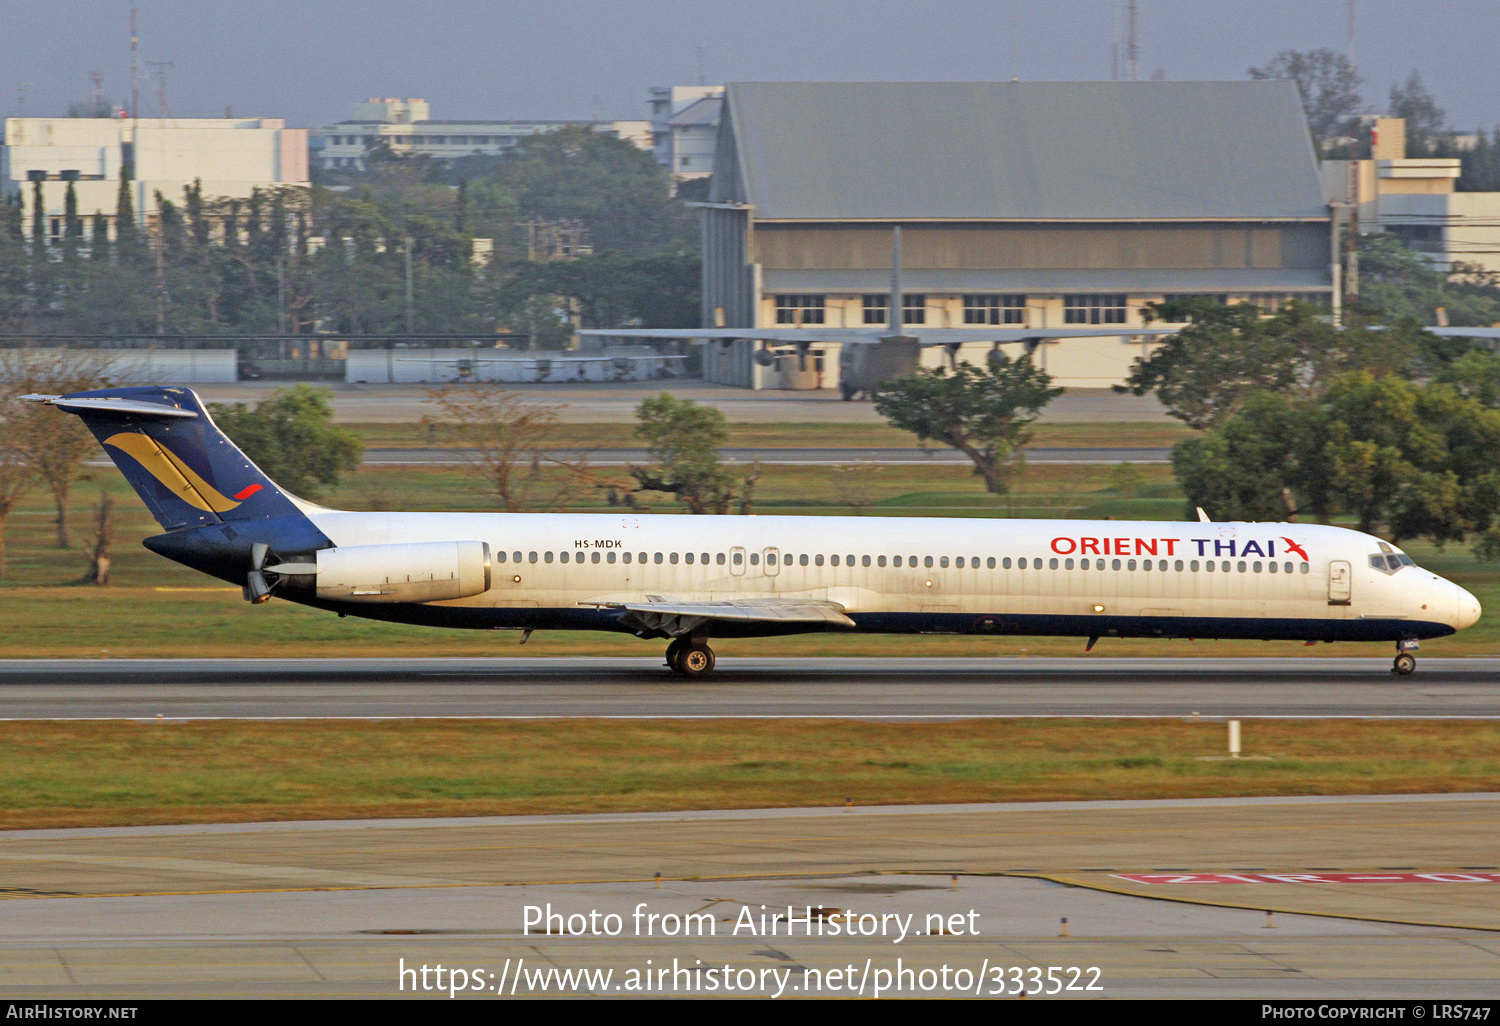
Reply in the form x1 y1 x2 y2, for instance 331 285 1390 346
1369 553 1413 574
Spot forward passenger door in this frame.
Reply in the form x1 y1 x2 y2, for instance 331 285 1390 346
1328 560 1352 606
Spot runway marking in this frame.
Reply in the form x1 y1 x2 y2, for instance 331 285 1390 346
1018 871 1500 934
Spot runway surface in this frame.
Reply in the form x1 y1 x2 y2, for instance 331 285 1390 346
2 657 1498 719
4 795 1500 998
355 445 1171 466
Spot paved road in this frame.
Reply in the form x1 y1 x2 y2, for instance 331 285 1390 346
2 657 1497 718
358 446 1171 466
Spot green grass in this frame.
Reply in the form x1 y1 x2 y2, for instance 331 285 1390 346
0 718 1495 829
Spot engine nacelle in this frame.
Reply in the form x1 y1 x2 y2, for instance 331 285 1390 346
312 541 492 604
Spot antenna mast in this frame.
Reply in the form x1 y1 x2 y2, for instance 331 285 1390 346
146 59 173 117
1126 0 1139 81
130 5 139 121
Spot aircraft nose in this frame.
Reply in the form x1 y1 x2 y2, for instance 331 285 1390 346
1455 584 1482 630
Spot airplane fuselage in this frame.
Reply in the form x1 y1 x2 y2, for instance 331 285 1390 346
158 509 1479 644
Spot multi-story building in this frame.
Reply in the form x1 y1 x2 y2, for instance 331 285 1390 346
647 85 723 180
1 116 308 238
697 80 1335 389
1323 117 1500 278
310 98 651 172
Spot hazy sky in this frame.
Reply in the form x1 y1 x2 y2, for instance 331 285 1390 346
4 0 1496 130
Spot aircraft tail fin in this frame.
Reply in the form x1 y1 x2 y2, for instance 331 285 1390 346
21 386 310 531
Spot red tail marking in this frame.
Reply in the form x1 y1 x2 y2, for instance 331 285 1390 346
232 484 263 501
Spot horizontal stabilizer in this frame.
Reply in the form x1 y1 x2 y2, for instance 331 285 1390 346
19 394 199 419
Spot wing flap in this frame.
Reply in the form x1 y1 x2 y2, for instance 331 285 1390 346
608 598 856 635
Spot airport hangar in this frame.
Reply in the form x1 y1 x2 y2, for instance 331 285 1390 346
694 80 1337 391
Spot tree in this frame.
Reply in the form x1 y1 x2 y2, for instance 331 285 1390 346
1121 299 1428 430
1389 71 1447 155
1355 232 1500 328
207 385 362 499
872 355 1063 495
0 348 116 547
1435 348 1500 407
497 251 699 331
1249 49 1363 151
630 393 735 514
83 490 115 585
1171 390 1313 523
0 407 34 577
490 126 692 254
1457 129 1500 192
114 177 140 263
423 384 592 511
1171 373 1500 550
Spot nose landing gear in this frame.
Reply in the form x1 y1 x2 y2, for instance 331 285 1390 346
664 638 716 677
1392 640 1419 676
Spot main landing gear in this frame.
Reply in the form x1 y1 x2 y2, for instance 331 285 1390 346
1393 640 1419 676
665 638 716 677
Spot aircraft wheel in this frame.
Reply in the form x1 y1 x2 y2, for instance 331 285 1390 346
676 644 716 678
664 638 686 672
1393 653 1417 676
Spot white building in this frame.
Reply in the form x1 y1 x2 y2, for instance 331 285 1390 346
647 85 723 180
1 116 308 238
1322 118 1500 278
310 98 652 172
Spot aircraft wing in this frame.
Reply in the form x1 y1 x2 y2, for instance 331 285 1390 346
579 327 1180 346
1430 327 1500 339
605 598 856 636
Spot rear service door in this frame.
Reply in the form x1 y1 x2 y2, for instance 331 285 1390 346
1328 560 1352 605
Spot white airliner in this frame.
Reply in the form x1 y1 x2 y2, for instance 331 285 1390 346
25 387 1481 677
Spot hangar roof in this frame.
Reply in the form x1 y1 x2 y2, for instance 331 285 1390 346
711 81 1328 222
